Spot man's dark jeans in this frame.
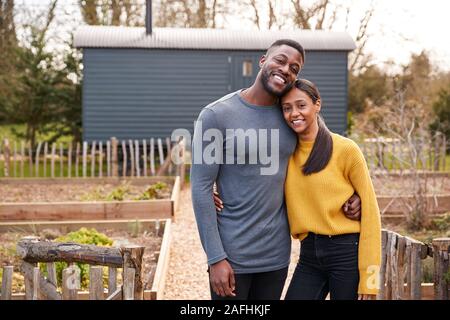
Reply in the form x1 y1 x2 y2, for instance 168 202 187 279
209 267 288 300
285 232 360 300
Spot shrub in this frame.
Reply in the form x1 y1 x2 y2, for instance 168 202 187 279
40 228 113 290
135 182 168 200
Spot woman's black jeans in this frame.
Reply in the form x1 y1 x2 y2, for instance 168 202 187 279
285 232 360 300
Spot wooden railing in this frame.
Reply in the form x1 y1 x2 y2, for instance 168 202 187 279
0 237 145 300
0 136 186 179
379 229 449 300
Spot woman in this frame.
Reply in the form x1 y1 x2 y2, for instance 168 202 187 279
281 79 381 300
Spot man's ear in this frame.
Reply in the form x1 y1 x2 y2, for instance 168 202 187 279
259 55 266 68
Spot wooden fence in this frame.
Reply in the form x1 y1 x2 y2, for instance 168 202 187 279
360 136 448 172
379 229 449 300
0 237 145 300
0 137 186 179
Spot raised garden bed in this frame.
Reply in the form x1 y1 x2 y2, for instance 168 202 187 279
0 177 181 222
0 219 171 300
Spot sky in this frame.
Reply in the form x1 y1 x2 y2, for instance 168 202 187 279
17 0 450 72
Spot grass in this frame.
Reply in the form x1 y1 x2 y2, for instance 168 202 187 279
363 152 450 172
0 123 74 145
0 159 103 178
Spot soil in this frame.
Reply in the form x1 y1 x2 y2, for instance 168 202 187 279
0 181 172 203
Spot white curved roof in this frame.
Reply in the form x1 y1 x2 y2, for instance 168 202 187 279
74 26 356 51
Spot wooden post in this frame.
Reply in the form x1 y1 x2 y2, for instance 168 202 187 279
51 143 56 178
442 136 447 171
410 242 422 300
90 141 96 177
99 141 103 178
390 233 399 300
405 240 412 299
121 140 127 177
28 142 32 177
32 267 40 300
129 140 135 177
179 138 186 188
13 141 17 177
107 140 111 177
166 137 172 174
1 266 13 300
433 238 450 300
20 141 25 177
62 265 79 300
135 140 140 177
47 262 57 287
108 267 117 296
123 267 135 300
385 231 393 300
34 142 42 177
16 241 123 267
75 142 80 178
89 266 104 300
43 142 48 177
378 230 388 300
68 143 72 178
59 143 64 177
396 236 407 299
157 138 164 166
21 260 61 300
82 141 87 178
3 138 10 177
150 138 155 176
143 139 147 176
111 137 118 177
121 245 145 300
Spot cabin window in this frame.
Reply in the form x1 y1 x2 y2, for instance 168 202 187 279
242 60 253 77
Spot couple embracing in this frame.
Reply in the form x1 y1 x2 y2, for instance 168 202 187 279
190 39 381 300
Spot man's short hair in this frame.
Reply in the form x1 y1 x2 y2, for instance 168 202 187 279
266 39 305 65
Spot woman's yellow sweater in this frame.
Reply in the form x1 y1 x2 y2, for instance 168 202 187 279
285 133 381 295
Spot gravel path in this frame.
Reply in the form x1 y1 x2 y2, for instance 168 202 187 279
163 184 300 300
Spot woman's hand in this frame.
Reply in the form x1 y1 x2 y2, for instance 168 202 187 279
213 190 224 212
358 294 376 300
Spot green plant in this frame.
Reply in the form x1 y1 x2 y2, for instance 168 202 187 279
444 270 450 283
79 187 105 201
105 182 131 201
135 182 168 200
39 228 113 290
430 213 450 233
421 257 434 283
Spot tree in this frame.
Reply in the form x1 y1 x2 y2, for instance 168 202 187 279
0 0 18 121
79 0 144 26
429 89 450 151
396 51 433 106
0 0 78 148
353 91 436 231
348 65 391 114
154 0 227 28
40 38 83 145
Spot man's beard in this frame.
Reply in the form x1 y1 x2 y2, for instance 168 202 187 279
260 68 294 98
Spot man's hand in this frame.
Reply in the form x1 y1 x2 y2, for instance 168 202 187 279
213 191 224 212
343 193 361 221
210 259 236 297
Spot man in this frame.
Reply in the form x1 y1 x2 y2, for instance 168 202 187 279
191 39 361 300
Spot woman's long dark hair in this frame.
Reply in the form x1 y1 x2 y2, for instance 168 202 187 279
291 79 333 175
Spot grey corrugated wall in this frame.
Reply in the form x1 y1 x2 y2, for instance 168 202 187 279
82 48 348 141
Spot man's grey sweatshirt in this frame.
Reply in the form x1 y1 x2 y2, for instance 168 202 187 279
190 91 297 274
